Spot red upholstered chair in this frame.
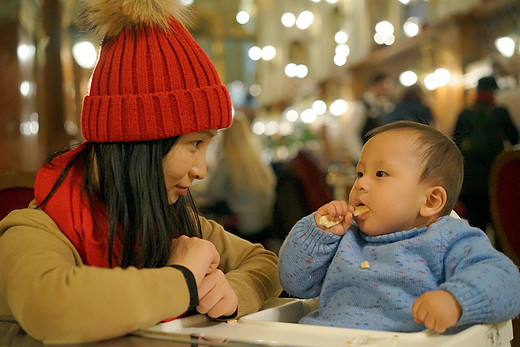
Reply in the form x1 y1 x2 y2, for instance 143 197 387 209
0 171 36 220
489 149 520 347
490 149 520 265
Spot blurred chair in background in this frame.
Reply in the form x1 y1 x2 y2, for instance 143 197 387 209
489 148 520 263
0 171 36 220
489 148 520 347
272 149 333 245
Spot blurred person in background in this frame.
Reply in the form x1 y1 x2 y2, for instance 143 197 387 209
382 84 434 126
198 114 277 245
453 76 519 232
346 73 394 163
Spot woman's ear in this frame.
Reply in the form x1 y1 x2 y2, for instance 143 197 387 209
420 186 447 218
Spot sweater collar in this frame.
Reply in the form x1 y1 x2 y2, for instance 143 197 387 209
356 216 450 243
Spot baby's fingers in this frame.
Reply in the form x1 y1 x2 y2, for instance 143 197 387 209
317 201 339 217
412 306 440 332
412 306 425 324
331 200 351 216
412 300 448 333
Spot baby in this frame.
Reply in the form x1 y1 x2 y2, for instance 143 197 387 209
278 121 520 333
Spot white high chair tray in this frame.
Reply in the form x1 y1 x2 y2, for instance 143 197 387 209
137 298 513 346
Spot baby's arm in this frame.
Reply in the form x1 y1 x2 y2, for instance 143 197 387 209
315 200 354 236
279 210 345 298
412 290 462 333
418 221 520 331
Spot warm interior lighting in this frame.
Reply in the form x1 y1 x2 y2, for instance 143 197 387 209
335 30 349 44
312 100 327 115
236 11 250 25
261 45 276 61
329 99 348 116
495 37 515 58
296 11 314 30
301 109 317 124
399 71 418 86
281 12 296 27
248 46 262 61
72 41 97 69
403 17 421 38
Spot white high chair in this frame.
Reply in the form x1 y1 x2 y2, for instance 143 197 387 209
137 298 513 346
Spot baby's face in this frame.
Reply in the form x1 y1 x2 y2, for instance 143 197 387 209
349 129 432 236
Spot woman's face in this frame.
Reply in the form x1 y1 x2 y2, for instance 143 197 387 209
163 130 217 204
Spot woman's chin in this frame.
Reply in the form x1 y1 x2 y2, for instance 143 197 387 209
168 195 179 205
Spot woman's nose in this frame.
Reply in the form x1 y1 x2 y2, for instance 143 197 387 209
191 155 207 180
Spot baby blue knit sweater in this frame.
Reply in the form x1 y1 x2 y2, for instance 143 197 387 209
278 215 520 332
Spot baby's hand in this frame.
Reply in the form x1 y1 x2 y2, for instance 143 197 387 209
315 200 354 236
412 290 462 333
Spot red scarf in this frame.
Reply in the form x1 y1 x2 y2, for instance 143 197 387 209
34 144 115 267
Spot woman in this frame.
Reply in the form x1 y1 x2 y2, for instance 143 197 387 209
0 0 281 343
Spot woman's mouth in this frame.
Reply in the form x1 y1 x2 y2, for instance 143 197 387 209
176 186 189 195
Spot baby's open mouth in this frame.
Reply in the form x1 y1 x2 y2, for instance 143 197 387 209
353 205 370 216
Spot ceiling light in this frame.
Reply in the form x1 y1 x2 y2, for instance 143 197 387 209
281 12 296 27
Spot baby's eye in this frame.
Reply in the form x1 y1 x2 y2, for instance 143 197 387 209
357 172 363 178
376 171 387 177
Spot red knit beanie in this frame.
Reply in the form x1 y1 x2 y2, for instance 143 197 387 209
80 1 232 142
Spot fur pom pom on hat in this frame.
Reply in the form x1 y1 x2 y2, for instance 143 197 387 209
80 0 232 142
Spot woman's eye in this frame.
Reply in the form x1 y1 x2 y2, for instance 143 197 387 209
357 172 363 178
376 171 387 177
191 140 203 148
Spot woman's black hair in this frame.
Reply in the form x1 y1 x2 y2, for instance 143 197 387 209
39 137 202 269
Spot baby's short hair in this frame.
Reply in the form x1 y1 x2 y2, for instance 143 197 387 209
366 121 464 216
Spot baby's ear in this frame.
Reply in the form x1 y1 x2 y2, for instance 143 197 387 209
420 186 447 218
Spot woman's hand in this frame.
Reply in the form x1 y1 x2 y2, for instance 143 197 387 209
167 236 220 285
196 269 238 318
412 290 462 333
315 200 354 236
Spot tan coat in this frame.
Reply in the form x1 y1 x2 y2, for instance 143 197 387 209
0 201 281 344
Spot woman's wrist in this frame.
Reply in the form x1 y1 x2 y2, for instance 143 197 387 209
168 265 198 310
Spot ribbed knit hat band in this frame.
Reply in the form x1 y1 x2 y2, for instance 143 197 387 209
82 17 232 142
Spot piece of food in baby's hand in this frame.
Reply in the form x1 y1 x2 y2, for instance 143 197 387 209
318 215 342 228
353 205 370 216
319 205 370 227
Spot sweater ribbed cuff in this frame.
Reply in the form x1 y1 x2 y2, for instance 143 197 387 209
169 265 198 310
214 308 239 321
441 284 492 324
